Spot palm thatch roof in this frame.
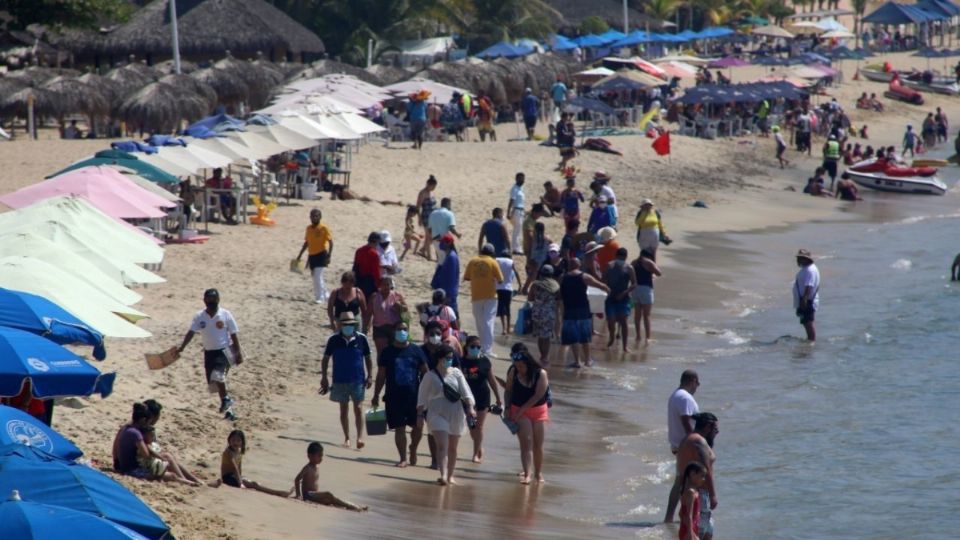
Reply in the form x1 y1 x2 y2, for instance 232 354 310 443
5 66 80 86
153 58 200 75
214 56 281 108
365 64 414 86
416 54 578 104
191 67 249 106
287 60 385 86
117 81 210 134
42 76 111 116
77 73 123 105
0 86 60 118
105 63 160 96
159 73 218 107
90 0 324 60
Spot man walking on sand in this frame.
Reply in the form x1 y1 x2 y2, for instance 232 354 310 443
372 321 428 467
321 312 373 449
508 173 526 255
176 289 243 416
464 243 504 355
666 412 719 539
296 209 333 304
793 249 820 342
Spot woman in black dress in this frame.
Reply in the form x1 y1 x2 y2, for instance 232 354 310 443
460 335 502 463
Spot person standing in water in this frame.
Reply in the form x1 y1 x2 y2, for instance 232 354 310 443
666 412 719 531
793 249 820 342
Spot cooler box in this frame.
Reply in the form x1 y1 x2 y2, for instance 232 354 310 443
365 408 387 436
298 183 317 200
587 286 608 314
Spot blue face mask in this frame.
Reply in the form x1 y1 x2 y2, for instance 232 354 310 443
341 325 356 337
444 358 455 368
467 347 481 358
395 330 409 343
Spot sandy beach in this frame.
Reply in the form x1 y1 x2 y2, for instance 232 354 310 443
0 49 956 539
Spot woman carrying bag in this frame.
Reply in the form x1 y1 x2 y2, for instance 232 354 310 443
417 345 476 486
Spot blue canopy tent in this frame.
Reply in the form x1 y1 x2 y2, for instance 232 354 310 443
564 96 618 115
597 29 627 44
109 141 156 154
0 327 115 399
0 405 83 461
0 444 171 539
0 288 105 361
679 81 806 105
612 31 650 47
182 111 246 138
476 41 531 59
44 150 178 184
144 135 186 147
696 27 736 39
548 34 578 51
574 34 608 48
675 30 700 41
862 1 938 24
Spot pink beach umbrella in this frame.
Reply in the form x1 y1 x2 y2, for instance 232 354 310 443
0 166 172 219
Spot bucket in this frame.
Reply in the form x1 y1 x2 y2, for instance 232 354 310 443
299 183 317 200
365 408 387 436
587 286 608 314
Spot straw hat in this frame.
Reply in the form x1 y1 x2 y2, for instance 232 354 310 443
584 241 602 254
338 312 358 325
640 198 654 207
598 227 617 243
594 170 611 181
795 249 814 262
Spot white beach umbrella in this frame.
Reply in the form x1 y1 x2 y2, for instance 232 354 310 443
752 26 795 39
227 130 289 160
249 124 318 151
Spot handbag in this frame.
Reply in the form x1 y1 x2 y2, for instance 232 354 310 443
435 371 461 403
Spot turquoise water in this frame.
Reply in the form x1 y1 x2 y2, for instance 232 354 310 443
324 191 960 539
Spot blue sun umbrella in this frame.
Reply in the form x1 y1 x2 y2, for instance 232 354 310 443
0 444 171 538
0 405 82 460
0 489 149 539
0 327 114 399
0 288 105 360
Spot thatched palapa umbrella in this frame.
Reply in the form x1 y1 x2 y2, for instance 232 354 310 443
6 66 80 86
42 76 110 116
159 74 218 108
105 63 159 97
77 73 123 106
191 67 249 108
117 81 209 135
0 86 59 118
214 55 278 109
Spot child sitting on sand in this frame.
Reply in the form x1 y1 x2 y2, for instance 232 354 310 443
294 442 368 512
400 205 422 261
139 426 200 486
215 430 292 497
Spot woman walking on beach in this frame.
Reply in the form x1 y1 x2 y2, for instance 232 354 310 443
505 344 550 484
416 176 438 259
461 335 502 463
528 265 561 365
369 276 405 358
327 271 368 331
417 345 476 486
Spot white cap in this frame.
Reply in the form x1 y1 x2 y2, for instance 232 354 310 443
380 230 392 243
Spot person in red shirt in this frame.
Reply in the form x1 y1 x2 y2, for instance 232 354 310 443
595 227 620 272
353 232 383 332
205 168 237 225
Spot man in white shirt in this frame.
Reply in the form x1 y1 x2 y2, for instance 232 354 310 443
664 369 700 521
176 289 243 415
507 173 526 255
793 248 820 341
378 230 400 275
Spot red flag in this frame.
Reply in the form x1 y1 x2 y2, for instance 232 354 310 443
652 132 670 156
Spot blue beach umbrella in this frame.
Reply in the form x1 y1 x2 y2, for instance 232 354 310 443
0 288 105 360
0 405 82 460
0 445 171 539
0 490 149 539
0 327 114 399
574 34 607 48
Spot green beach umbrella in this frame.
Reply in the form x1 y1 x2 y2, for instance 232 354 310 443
45 150 179 184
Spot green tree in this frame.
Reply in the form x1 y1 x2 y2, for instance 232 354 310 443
766 0 794 25
0 0 132 29
644 0 681 25
696 0 732 25
850 0 869 47
580 15 609 35
464 0 559 51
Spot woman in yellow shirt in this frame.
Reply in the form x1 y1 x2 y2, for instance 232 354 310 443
634 199 669 259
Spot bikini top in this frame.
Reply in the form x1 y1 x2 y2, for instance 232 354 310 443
334 288 362 315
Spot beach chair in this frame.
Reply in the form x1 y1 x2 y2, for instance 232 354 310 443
389 126 406 142
704 120 719 140
679 117 697 137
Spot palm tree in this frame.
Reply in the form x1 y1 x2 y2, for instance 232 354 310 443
465 0 559 51
737 0 770 20
767 0 794 25
850 0 869 48
644 0 681 26
696 0 733 25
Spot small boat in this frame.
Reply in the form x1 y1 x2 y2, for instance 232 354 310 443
860 68 895 83
900 72 960 96
883 74 924 105
846 158 947 195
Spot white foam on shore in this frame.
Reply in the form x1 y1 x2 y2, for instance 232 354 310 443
719 329 749 345
900 211 960 225
890 258 912 271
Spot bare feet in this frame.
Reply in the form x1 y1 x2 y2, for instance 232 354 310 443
208 479 223 488
537 474 546 483
437 478 448 486
408 446 418 466
396 460 409 468
343 439 351 448
520 475 531 485
447 478 459 485
472 455 482 464
357 440 365 450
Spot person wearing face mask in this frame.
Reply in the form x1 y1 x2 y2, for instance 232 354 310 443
587 195 616 236
371 321 428 468
175 289 243 416
370 276 406 358
417 345 476 486
377 230 400 276
504 343 550 485
420 321 461 469
460 335 502 463
320 312 373 450
430 234 460 316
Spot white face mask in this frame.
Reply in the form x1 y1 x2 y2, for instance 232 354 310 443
428 335 442 345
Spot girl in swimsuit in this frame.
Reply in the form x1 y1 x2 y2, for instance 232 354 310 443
217 430 292 497
679 461 707 540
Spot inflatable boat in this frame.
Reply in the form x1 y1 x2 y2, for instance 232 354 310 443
883 74 925 105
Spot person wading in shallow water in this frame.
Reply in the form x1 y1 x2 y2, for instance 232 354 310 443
666 412 719 540
793 249 820 342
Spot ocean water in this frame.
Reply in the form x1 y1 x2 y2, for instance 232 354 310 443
323 191 960 540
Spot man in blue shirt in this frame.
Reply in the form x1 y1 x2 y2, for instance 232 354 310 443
407 95 428 150
521 88 539 140
550 77 568 113
371 321 428 467
478 207 510 256
321 312 373 449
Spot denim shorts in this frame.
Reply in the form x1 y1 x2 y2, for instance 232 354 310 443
561 318 592 345
330 383 365 404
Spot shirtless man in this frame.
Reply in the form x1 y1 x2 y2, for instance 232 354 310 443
665 412 719 535
294 442 368 512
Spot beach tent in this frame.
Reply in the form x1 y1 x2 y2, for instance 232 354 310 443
0 495 149 540
657 61 699 78
564 96 617 115
821 29 856 39
863 1 938 24
155 144 234 173
275 112 341 140
188 136 262 163
331 112 386 135
476 42 531 59
0 196 164 264
0 405 84 459
696 27 735 39
50 166 175 211
0 444 171 538
573 34 607 48
0 257 148 329
311 114 362 140
126 174 179 203
1 169 169 220
46 150 178 184
655 54 709 65
0 235 143 306
548 34 578 51
0 223 162 286
593 73 657 92
597 29 627 44
917 0 960 17
183 112 246 138
675 30 700 41
814 17 847 31
0 327 115 399
0 288 105 360
612 31 650 47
